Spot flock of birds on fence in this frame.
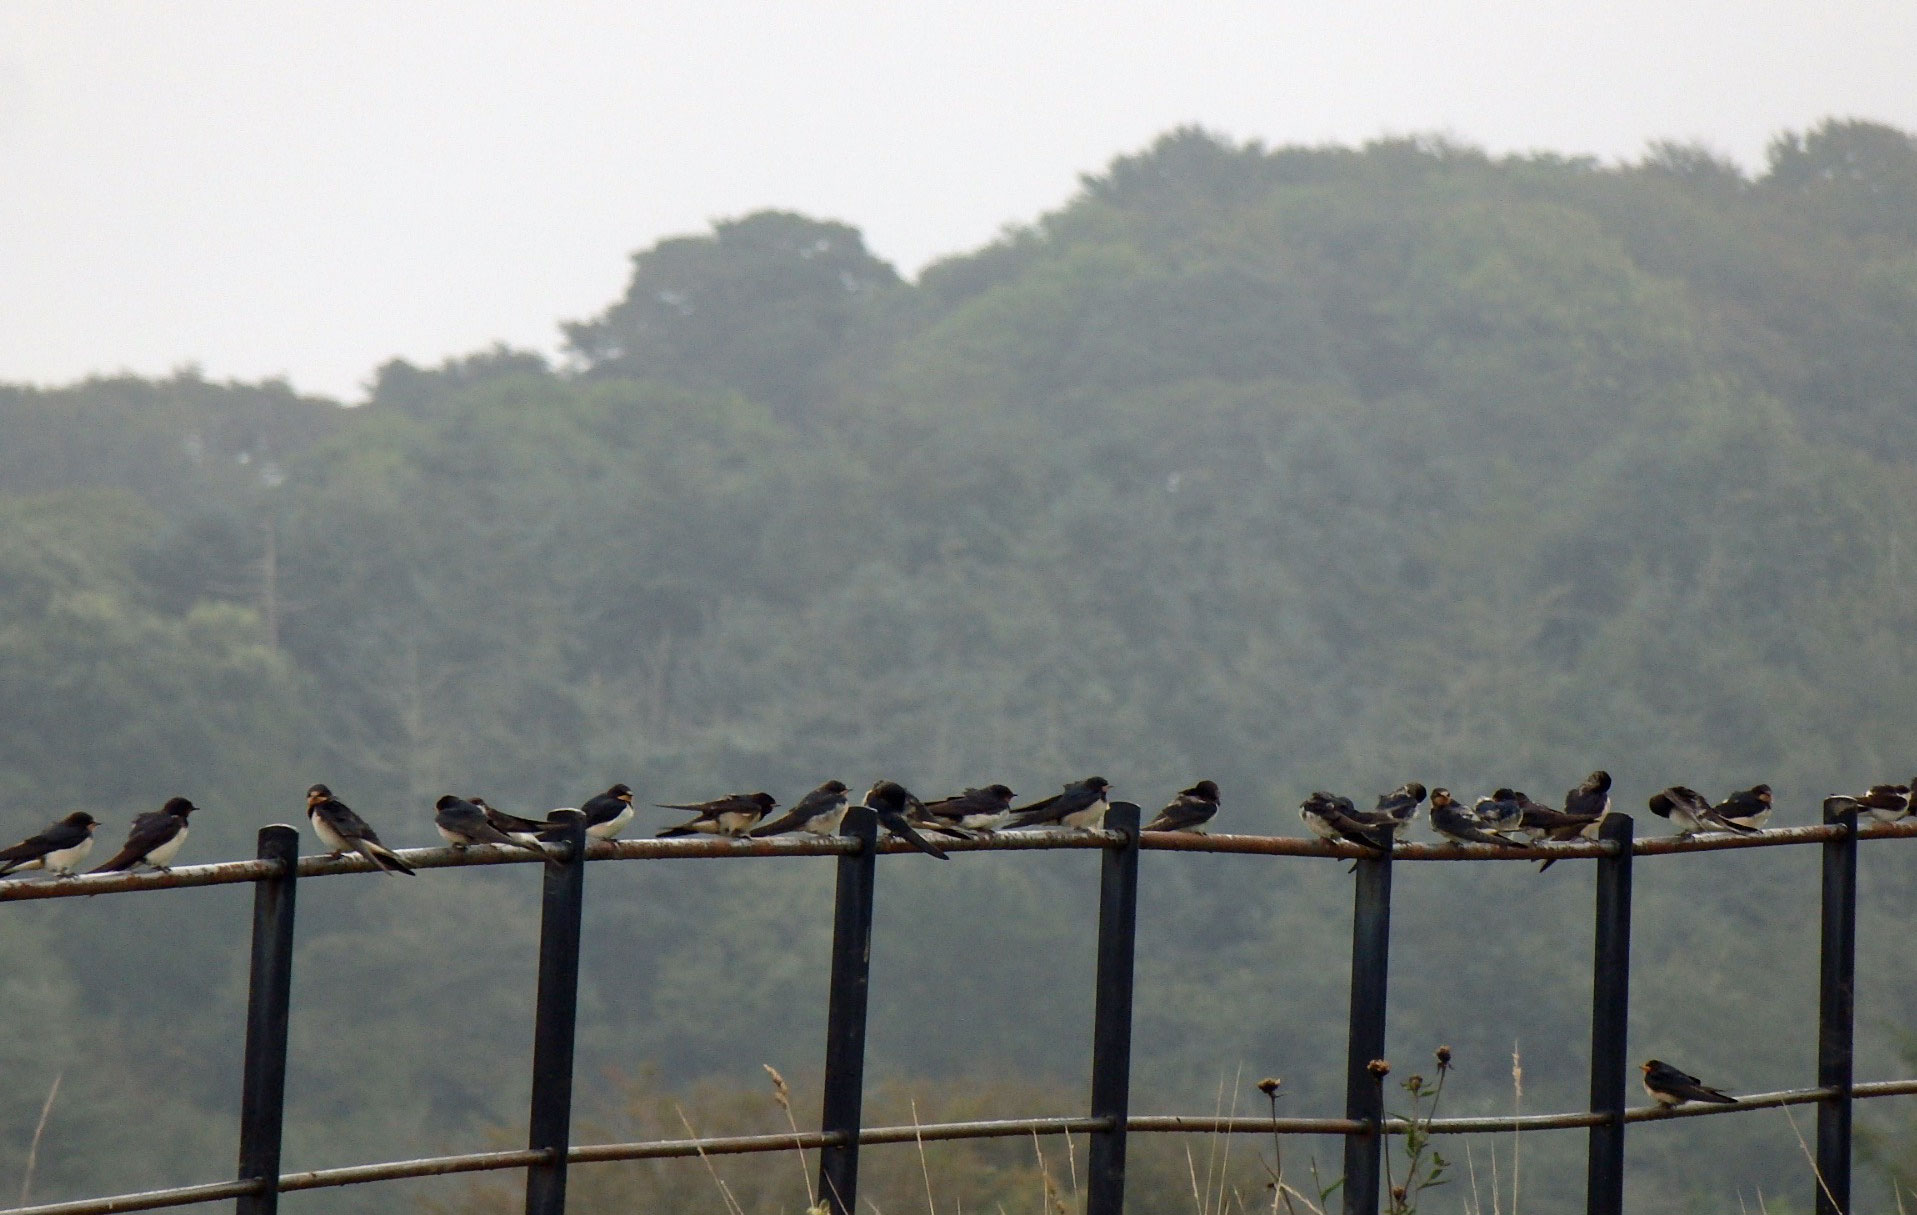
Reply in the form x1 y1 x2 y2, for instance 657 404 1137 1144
4 769 1915 882
4 771 1910 1109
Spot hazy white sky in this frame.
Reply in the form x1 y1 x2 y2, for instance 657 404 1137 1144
5 2 1916 401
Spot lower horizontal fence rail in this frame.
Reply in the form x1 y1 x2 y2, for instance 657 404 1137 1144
14 1080 1917 1215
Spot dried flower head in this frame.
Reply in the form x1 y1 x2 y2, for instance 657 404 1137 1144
1256 1077 1283 1098
1368 1058 1391 1078
763 1064 792 1112
1435 1045 1453 1068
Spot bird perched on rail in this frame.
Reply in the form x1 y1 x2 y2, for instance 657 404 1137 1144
433 795 550 858
0 812 102 878
1646 786 1711 835
1299 792 1395 851
1708 784 1771 832
1472 789 1525 836
91 798 197 874
1531 773 1611 871
1828 782 1912 823
1004 777 1112 831
1144 781 1221 833
1641 1060 1736 1106
1373 782 1427 838
657 791 777 838
306 785 414 875
861 781 949 858
1429 788 1524 849
538 784 636 842
750 780 851 838
910 785 1017 837
470 797 557 844
1514 790 1591 842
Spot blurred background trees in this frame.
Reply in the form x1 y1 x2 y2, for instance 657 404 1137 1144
3 119 1917 1212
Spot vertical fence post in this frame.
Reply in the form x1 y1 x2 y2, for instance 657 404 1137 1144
1343 849 1392 1215
525 814 588 1215
1816 800 1858 1215
236 825 300 1215
1584 813 1634 1215
818 805 880 1215
1087 802 1142 1215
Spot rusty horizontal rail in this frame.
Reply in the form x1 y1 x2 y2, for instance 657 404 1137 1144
4 815 1916 903
9 1079 1917 1215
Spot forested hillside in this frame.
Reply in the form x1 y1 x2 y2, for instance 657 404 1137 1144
4 119 1917 1213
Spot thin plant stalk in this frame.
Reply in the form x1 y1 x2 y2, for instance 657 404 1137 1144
1186 1140 1205 1214
1203 1073 1228 1215
674 1104 745 1215
912 1096 937 1215
1509 1043 1523 1215
20 1072 61 1207
1779 1102 1840 1212
764 1065 818 1211
1214 1063 1243 1215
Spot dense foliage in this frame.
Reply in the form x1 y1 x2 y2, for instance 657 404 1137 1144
4 119 1917 1213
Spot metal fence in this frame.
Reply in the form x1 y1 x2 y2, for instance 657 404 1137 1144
2 801 1914 1215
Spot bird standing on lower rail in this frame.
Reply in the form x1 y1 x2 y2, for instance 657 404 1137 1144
1641 1059 1737 1106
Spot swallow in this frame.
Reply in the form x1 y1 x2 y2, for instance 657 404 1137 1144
1831 783 1913 823
657 791 777 838
0 812 102 878
471 797 557 843
1529 780 1611 871
306 785 414 875
1299 792 1395 851
1707 784 1771 832
90 798 197 873
1373 782 1427 837
434 795 550 858
1564 771 1613 820
861 781 949 859
1005 777 1112 831
749 781 851 837
1515 791 1590 841
1646 786 1710 835
1473 789 1525 835
1429 788 1524 848
1641 1060 1736 1106
1144 781 1221 833
911 785 1017 836
538 784 636 841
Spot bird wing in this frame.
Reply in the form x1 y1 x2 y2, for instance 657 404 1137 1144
878 812 949 859
89 811 178 871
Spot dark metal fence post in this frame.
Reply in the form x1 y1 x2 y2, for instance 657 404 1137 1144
236 825 300 1215
525 814 588 1215
818 805 880 1215
1585 813 1634 1215
1087 802 1142 1215
1343 850 1392 1215
1816 800 1858 1215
